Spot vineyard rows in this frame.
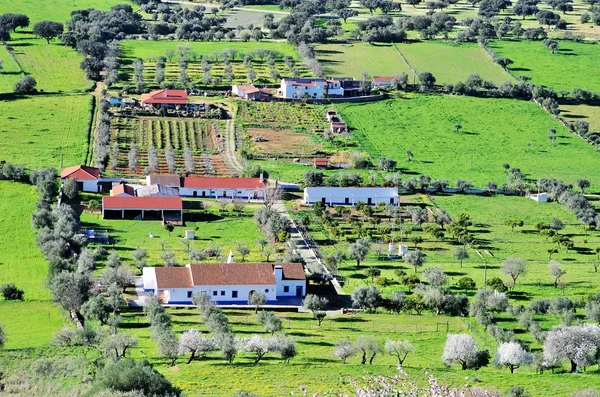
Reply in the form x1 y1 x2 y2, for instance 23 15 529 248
109 116 232 176
237 101 326 127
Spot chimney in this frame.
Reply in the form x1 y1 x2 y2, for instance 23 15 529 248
274 265 283 281
259 172 264 183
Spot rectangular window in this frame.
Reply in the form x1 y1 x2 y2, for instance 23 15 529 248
212 290 217 296
187 291 192 298
221 290 225 296
232 291 238 298
283 286 289 293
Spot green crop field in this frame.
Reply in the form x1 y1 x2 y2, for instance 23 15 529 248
560 103 600 133
337 95 600 189
0 94 91 169
315 43 412 78
488 40 600 92
397 41 512 85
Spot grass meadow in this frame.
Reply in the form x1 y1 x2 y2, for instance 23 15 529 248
0 0 131 24
560 103 600 133
397 41 512 84
115 308 600 396
0 94 91 169
315 43 412 79
337 95 600 189
80 200 271 270
0 45 23 93
488 40 600 92
7 35 90 93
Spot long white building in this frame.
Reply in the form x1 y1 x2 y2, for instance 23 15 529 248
303 187 399 206
142 263 306 304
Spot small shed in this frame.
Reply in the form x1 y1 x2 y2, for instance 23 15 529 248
529 193 549 203
185 230 195 240
314 158 329 169
330 122 347 134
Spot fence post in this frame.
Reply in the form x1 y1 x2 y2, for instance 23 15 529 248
446 321 449 332
372 321 374 332
393 323 396 333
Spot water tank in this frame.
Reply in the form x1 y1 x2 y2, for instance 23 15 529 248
398 245 409 257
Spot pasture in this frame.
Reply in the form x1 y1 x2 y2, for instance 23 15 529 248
337 95 600 189
0 182 52 301
79 202 270 269
315 43 412 79
560 103 600 133
397 41 512 84
4 35 90 93
488 40 600 92
0 45 23 93
116 307 600 396
0 0 131 24
0 94 91 169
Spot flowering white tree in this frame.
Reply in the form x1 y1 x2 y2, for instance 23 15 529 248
242 334 279 364
543 324 600 372
442 334 479 370
423 266 448 287
334 338 356 364
178 329 217 364
384 339 414 366
494 342 533 373
486 291 509 312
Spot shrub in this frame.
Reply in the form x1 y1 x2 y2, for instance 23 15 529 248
13 75 37 94
486 277 507 292
457 276 476 291
1 283 24 300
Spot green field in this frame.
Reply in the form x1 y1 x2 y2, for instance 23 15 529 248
0 94 91 169
315 43 412 78
560 103 600 133
116 308 599 396
398 41 512 85
7 36 89 93
80 201 271 268
337 95 600 189
0 182 52 300
0 45 24 93
0 0 131 23
0 302 65 349
489 40 600 92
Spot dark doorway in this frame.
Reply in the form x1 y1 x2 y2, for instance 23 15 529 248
295 286 303 297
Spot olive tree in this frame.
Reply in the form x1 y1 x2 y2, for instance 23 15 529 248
178 329 217 364
303 294 328 325
404 250 425 273
502 258 527 290
348 238 370 268
249 291 266 313
356 335 380 364
549 260 566 288
494 342 533 373
334 338 356 363
351 285 381 311
453 247 469 268
422 266 447 287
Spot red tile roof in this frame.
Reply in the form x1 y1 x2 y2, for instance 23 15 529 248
373 76 394 82
61 165 100 180
182 177 264 189
188 263 305 286
155 267 193 289
331 122 347 128
102 196 183 210
314 158 328 166
141 89 188 105
111 184 135 196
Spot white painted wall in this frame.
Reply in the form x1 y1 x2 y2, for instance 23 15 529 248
179 187 264 199
304 187 399 206
158 283 278 304
279 80 326 99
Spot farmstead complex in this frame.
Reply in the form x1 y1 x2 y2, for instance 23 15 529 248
2 0 600 395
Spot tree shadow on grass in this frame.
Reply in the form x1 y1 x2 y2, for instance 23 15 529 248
332 316 368 323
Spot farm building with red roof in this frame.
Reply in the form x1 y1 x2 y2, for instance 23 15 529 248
141 89 188 107
102 196 183 224
61 165 119 193
142 262 306 304
372 76 394 87
179 176 266 199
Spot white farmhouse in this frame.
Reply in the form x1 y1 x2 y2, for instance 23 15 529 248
277 78 327 99
304 187 399 206
142 263 307 304
61 165 119 193
180 176 265 199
